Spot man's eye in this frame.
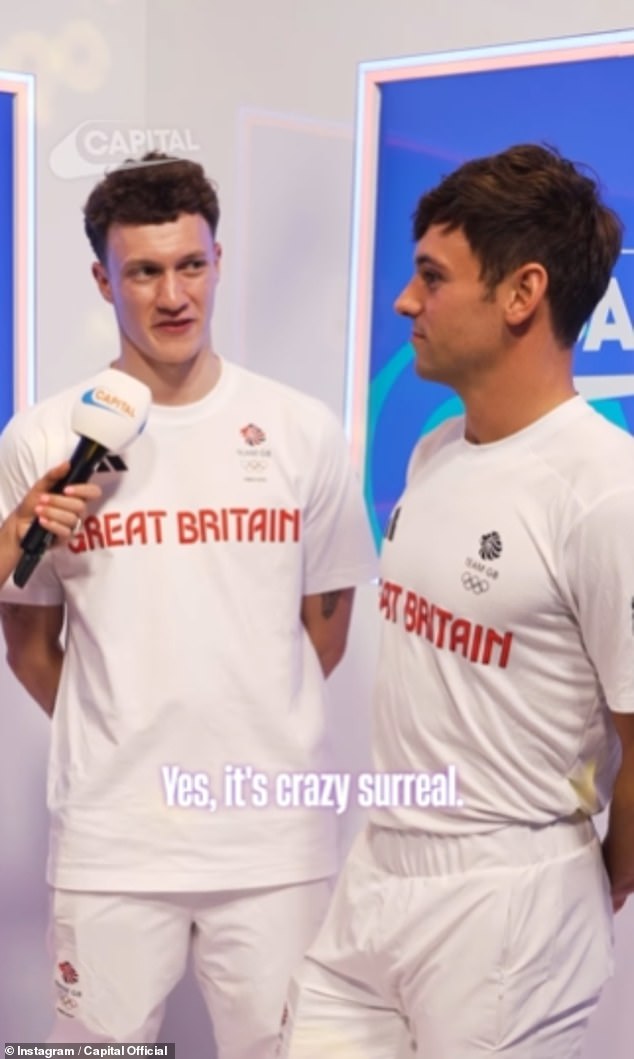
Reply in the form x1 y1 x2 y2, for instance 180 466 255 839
422 270 441 287
182 259 207 273
130 265 159 278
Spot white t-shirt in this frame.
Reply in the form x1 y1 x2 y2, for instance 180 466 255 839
371 396 634 834
0 359 377 890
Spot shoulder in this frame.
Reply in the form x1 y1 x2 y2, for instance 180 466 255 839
575 400 634 449
544 401 634 503
0 378 91 473
2 379 89 440
230 362 337 419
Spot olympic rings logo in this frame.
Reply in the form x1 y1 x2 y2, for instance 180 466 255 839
461 572 489 594
241 460 268 473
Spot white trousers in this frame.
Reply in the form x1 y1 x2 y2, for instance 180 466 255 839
47 878 331 1058
279 819 614 1058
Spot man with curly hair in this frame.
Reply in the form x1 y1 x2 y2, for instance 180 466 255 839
0 152 376 1055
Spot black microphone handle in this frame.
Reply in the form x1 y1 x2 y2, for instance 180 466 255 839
50 437 109 491
13 437 108 588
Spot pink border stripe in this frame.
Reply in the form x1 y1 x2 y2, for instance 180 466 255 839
0 72 34 412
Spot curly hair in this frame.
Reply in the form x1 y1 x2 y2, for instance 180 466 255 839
83 152 220 262
412 144 623 347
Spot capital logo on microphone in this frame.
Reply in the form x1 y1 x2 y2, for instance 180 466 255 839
81 386 136 418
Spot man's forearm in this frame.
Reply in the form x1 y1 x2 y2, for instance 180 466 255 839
1 603 65 717
603 740 634 910
8 642 64 717
301 588 355 678
0 514 21 586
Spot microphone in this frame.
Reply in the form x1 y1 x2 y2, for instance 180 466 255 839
13 368 152 588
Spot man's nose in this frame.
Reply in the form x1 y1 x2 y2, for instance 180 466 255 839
157 271 187 310
394 278 423 318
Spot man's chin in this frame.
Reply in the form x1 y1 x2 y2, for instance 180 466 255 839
413 356 444 383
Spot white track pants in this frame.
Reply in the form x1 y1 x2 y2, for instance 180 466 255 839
279 819 614 1058
47 878 331 1058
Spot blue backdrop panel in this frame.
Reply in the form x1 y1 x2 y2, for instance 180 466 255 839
366 53 634 543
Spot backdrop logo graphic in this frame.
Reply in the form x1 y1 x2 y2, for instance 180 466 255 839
50 121 201 179
579 246 634 357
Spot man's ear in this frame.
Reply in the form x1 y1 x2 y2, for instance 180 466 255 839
92 261 114 305
504 262 549 327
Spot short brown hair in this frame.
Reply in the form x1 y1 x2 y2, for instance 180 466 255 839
412 144 623 347
83 151 220 262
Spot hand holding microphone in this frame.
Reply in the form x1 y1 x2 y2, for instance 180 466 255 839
13 368 152 587
15 464 102 542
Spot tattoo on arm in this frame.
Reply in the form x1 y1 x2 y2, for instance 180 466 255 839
321 590 342 619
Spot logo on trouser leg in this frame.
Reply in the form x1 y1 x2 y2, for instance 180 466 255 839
275 1001 290 1056
58 960 79 984
58 994 78 1013
55 960 82 1018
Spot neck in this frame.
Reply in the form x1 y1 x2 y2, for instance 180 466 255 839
460 341 575 444
112 343 221 406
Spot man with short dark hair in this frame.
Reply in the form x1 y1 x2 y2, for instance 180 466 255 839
0 153 376 1055
280 144 634 1058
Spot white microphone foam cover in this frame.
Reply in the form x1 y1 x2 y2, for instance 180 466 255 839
70 368 152 451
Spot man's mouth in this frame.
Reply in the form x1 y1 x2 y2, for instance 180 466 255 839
155 319 195 333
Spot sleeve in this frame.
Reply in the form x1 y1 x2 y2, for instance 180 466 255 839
0 413 65 606
562 487 634 714
302 407 377 595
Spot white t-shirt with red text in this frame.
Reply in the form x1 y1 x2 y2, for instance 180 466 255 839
0 359 377 890
372 397 634 834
